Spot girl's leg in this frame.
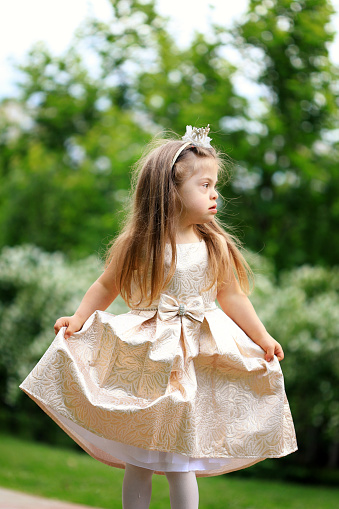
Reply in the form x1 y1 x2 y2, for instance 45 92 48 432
165 471 199 509
122 463 154 509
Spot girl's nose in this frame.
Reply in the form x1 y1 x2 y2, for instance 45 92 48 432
211 188 218 199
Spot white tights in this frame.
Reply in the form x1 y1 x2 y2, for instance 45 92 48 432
122 463 199 509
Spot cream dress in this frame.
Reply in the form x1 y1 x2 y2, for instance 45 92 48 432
20 240 297 477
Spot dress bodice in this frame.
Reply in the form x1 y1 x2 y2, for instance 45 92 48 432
129 241 217 311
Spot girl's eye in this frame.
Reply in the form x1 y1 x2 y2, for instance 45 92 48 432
203 183 218 190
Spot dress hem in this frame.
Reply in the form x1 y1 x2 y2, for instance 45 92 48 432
19 385 298 477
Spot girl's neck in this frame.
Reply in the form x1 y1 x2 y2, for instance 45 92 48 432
171 224 201 244
167 234 202 244
177 237 201 244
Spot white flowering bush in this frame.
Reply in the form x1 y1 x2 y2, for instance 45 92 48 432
0 244 128 409
249 259 339 469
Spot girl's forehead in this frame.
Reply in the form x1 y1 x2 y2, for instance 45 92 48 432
192 157 219 177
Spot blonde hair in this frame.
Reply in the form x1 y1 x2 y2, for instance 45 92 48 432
106 131 254 307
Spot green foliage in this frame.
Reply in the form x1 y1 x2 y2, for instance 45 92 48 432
107 0 339 271
0 0 338 269
0 104 145 258
225 0 339 270
0 38 150 258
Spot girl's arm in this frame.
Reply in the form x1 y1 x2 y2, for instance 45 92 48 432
216 268 284 362
54 262 120 339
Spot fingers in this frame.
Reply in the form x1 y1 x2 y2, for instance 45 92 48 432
64 324 77 340
54 317 68 335
265 342 284 362
275 343 284 361
265 346 275 362
53 316 74 338
54 315 83 338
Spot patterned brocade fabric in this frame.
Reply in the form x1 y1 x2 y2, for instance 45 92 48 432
20 241 297 477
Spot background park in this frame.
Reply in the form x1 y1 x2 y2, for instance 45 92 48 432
0 0 339 507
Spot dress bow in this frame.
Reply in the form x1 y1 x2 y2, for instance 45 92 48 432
158 293 205 323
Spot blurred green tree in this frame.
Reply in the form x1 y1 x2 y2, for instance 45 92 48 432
221 0 339 271
0 39 149 258
0 0 338 269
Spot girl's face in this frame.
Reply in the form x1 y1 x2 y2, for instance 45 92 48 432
176 156 219 227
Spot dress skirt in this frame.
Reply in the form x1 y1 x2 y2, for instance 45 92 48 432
20 241 297 477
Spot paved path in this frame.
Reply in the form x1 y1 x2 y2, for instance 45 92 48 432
0 488 102 509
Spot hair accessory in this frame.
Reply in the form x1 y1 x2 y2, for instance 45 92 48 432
182 124 212 148
171 124 212 168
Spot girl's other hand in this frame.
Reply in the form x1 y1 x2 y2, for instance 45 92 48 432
252 332 284 362
54 314 84 339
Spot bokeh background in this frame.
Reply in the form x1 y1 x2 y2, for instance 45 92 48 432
1 1 339 507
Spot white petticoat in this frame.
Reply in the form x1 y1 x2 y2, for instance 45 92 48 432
55 409 232 472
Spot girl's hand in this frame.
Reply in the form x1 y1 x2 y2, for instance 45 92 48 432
54 314 84 339
252 332 284 362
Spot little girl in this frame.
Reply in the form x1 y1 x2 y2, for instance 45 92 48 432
20 125 297 509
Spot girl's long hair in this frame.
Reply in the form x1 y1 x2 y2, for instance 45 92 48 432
106 132 254 308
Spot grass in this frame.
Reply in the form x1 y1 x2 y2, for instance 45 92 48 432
1 434 339 509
